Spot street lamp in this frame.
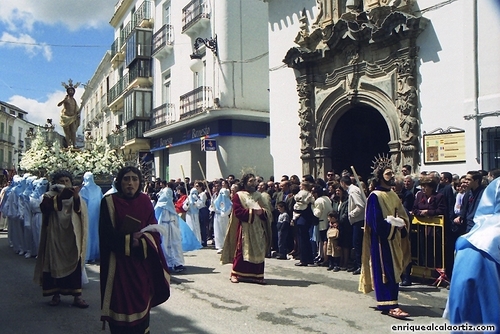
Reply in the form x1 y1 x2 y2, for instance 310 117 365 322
190 35 218 72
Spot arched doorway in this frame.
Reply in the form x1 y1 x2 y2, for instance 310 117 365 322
331 106 390 180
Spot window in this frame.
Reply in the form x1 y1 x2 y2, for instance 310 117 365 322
163 70 171 104
164 2 171 26
0 123 4 134
124 90 152 123
126 120 150 140
482 126 500 170
8 125 12 137
126 29 152 66
0 149 3 164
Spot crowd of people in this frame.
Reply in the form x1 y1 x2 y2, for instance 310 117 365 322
0 163 498 331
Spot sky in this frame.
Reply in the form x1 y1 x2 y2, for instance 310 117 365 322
0 0 116 133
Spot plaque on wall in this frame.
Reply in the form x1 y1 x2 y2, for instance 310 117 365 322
423 131 466 164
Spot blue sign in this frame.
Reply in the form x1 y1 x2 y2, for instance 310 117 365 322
202 139 217 151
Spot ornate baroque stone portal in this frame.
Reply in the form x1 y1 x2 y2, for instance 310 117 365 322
283 1 428 177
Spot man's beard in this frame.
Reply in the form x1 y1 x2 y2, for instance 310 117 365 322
381 177 395 188
245 185 256 193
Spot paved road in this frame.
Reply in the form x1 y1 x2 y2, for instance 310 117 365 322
0 231 451 333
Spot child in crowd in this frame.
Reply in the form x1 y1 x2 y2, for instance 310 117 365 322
326 211 341 272
276 201 290 260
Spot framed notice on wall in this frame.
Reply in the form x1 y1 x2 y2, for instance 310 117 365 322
423 131 466 164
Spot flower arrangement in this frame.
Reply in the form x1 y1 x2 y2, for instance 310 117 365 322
19 131 125 180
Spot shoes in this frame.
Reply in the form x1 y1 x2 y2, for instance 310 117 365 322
173 265 185 273
295 262 308 267
216 249 223 254
352 268 361 275
333 266 340 272
327 266 334 271
385 308 409 319
313 257 323 264
276 255 287 260
271 251 278 258
49 295 60 306
400 280 411 287
229 276 239 283
339 267 347 271
347 267 357 272
24 252 31 259
72 298 89 309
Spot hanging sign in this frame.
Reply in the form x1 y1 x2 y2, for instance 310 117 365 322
201 139 217 151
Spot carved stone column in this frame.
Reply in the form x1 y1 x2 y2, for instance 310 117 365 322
313 146 331 179
396 56 420 171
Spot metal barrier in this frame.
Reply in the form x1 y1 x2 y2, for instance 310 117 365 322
410 215 448 285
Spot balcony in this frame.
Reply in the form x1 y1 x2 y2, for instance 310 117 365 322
151 103 176 130
107 132 125 149
110 37 124 68
182 0 210 37
0 132 15 145
152 24 174 59
101 93 109 112
108 73 130 111
133 1 153 29
128 60 153 88
179 86 212 120
121 21 133 45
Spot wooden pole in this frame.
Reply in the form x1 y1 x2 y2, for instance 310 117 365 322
197 161 213 199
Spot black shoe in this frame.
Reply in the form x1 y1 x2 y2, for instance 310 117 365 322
352 268 361 275
400 280 411 287
347 267 357 272
327 266 334 271
333 266 340 272
173 265 185 273
295 262 308 267
276 255 287 260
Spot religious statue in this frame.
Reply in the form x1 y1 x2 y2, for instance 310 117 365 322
58 79 81 147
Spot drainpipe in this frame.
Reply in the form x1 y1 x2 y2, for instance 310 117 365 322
473 0 480 163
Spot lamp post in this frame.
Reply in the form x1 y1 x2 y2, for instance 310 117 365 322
190 35 218 72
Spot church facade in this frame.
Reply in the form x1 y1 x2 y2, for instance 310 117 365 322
264 0 500 180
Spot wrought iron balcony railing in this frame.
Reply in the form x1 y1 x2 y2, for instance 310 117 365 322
182 0 210 33
151 103 176 129
152 24 174 55
110 37 123 58
179 86 212 120
108 73 130 105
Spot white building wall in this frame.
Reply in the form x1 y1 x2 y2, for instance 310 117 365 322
168 145 192 180
418 0 500 174
267 1 314 178
214 0 269 111
204 135 273 180
266 0 500 177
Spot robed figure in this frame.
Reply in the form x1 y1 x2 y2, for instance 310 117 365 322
99 166 170 333
359 164 411 319
221 174 272 284
80 171 103 262
444 177 500 332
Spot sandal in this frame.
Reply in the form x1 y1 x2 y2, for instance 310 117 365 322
229 276 239 283
49 295 60 306
386 308 409 319
72 297 89 309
